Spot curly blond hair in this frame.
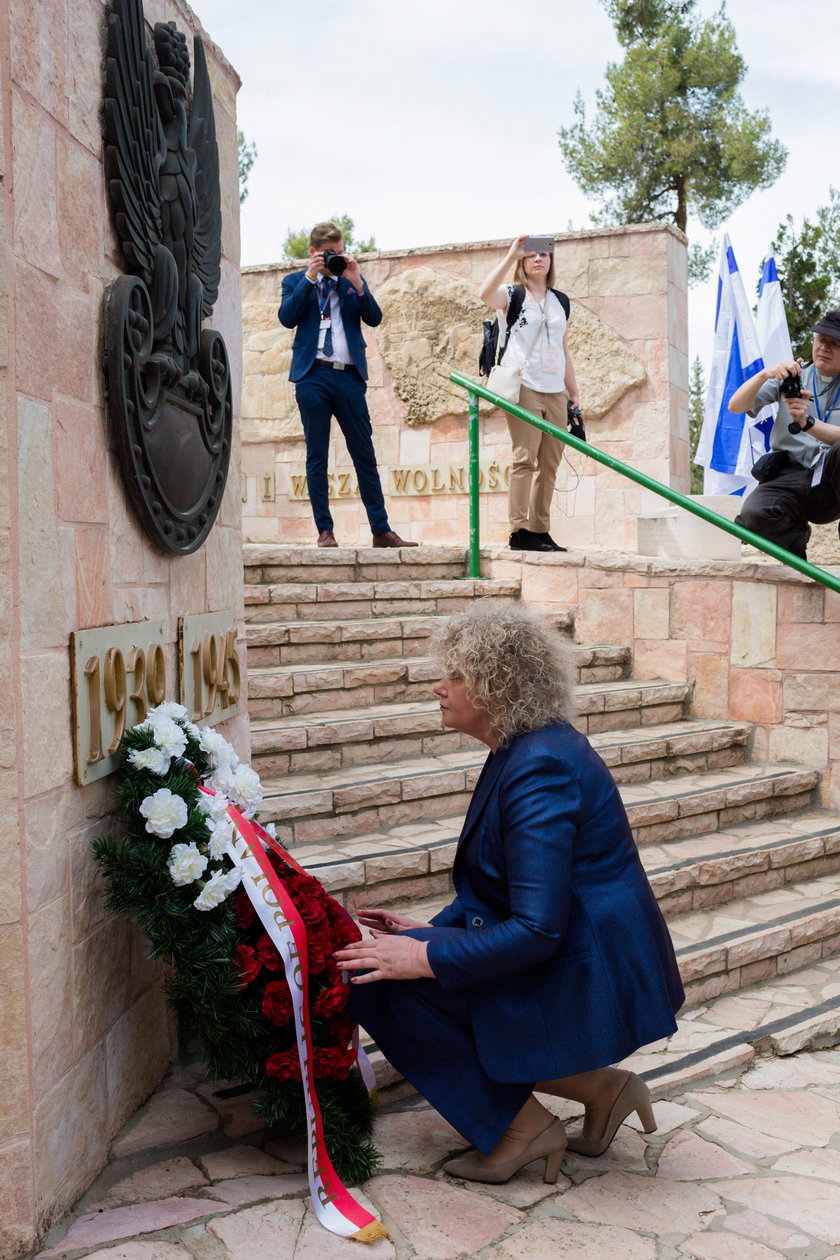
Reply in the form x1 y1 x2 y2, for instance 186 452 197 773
431 601 576 746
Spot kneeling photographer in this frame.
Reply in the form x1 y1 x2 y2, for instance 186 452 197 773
730 311 840 560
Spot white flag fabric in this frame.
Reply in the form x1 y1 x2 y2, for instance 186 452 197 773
757 247 793 367
695 236 766 496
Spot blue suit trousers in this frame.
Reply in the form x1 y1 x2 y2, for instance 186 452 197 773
348 928 532 1154
295 366 389 535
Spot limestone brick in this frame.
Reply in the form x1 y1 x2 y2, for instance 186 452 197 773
12 95 61 279
15 267 96 403
106 989 176 1136
17 399 66 650
10 0 68 124
0 924 31 1140
731 581 777 667
20 652 74 796
33 1044 111 1222
0 1139 36 1259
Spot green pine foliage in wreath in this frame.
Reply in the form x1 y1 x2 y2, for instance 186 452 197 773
93 704 379 1184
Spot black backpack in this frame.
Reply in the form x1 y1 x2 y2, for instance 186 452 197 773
478 285 571 377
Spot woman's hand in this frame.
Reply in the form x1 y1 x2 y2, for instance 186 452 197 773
356 908 427 935
508 233 528 260
334 935 434 984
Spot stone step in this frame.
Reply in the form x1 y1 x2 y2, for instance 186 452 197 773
293 807 840 917
251 706 749 780
261 756 818 852
247 659 691 722
243 576 522 624
245 609 582 668
243 542 470 586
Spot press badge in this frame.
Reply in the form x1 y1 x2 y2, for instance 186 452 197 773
541 343 560 373
320 318 331 330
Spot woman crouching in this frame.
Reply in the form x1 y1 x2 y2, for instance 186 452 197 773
334 601 684 1183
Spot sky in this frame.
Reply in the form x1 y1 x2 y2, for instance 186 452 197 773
192 0 840 370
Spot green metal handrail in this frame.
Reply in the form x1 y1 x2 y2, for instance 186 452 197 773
450 369 840 595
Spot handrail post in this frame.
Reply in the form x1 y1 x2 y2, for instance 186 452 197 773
468 389 480 579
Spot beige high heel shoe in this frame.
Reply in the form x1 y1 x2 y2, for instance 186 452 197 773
565 1072 656 1156
442 1116 567 1185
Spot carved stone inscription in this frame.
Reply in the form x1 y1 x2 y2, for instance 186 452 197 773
71 620 168 786
71 614 242 785
179 611 241 725
287 462 512 500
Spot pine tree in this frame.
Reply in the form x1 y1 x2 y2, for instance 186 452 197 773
769 188 840 360
558 0 786 278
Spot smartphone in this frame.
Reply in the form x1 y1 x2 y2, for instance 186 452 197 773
523 236 554 254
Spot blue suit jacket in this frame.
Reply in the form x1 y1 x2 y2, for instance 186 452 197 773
425 723 684 1082
278 269 382 382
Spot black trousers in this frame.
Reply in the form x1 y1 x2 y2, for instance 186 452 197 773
735 444 840 559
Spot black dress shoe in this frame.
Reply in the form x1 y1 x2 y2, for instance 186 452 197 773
536 532 568 552
509 529 553 552
317 530 338 547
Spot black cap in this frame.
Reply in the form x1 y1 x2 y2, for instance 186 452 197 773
812 310 840 339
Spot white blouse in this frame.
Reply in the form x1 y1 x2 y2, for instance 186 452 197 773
500 285 570 393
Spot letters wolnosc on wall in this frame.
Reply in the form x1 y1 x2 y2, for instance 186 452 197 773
287 462 512 501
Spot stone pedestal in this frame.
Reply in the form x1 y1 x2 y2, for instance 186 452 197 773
0 3 244 1253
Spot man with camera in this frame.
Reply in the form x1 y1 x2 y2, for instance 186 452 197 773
729 310 840 559
278 220 416 548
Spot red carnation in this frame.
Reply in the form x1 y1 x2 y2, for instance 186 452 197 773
256 931 283 971
233 890 257 930
265 1048 301 1081
262 979 294 1026
332 916 362 948
233 944 261 987
313 979 348 1020
298 896 328 931
307 926 333 973
314 1045 355 1079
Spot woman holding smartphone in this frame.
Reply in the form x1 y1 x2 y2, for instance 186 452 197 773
479 235 580 552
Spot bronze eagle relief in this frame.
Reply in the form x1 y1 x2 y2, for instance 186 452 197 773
103 0 232 556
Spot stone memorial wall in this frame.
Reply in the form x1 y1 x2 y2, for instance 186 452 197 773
241 224 688 549
0 2 244 1252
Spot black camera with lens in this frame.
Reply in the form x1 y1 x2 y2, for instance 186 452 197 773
779 373 803 400
322 248 347 276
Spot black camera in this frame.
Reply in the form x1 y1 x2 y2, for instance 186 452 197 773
323 248 347 276
566 403 586 441
779 373 802 399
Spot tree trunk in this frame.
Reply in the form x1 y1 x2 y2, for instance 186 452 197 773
675 175 687 233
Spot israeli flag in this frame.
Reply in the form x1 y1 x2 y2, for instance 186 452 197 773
757 246 793 368
695 235 765 496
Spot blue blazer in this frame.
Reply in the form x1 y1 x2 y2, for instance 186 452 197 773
425 723 684 1082
278 269 382 382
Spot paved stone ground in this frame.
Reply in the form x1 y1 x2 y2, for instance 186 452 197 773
31 1045 840 1260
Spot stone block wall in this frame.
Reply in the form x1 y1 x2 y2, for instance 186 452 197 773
484 549 840 812
0 3 244 1253
241 224 688 549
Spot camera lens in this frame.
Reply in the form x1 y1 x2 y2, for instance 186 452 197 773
323 249 347 276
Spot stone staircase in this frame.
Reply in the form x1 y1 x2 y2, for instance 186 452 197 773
243 543 840 1091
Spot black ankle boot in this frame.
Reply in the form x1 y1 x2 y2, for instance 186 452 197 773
536 532 567 552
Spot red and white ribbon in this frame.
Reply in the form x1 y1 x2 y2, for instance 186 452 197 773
217 803 386 1243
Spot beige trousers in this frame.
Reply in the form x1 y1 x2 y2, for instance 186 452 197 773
507 386 569 532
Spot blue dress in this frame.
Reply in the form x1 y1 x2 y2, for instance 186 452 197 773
349 722 684 1152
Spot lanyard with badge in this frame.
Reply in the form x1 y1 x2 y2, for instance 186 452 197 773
808 371 840 486
318 278 337 356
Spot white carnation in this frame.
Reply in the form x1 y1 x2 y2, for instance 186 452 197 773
226 765 264 817
167 841 208 885
128 746 171 775
148 716 188 759
148 702 189 722
139 788 189 839
264 821 277 841
207 815 234 860
198 726 239 770
193 866 240 911
196 790 230 820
